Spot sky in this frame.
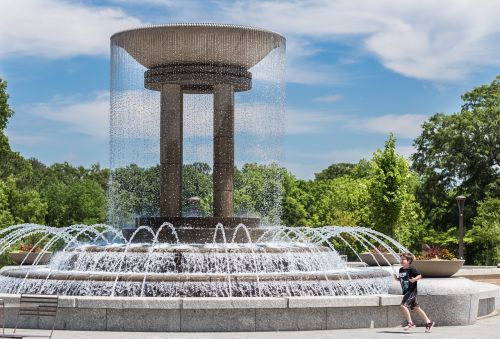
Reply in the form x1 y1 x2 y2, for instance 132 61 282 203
0 0 499 179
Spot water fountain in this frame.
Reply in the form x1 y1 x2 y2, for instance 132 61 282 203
1 24 496 332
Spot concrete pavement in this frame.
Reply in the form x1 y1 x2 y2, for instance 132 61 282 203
5 312 500 339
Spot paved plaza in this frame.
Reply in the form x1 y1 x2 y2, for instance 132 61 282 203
5 312 500 339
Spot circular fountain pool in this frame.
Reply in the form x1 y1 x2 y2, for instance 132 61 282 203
0 224 397 297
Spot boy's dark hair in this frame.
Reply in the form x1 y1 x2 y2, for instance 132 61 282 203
401 253 415 263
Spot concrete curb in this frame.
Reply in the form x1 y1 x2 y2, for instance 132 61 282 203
1 279 498 332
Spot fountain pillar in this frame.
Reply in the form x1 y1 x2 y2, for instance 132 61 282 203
213 84 234 217
160 84 183 217
113 24 285 240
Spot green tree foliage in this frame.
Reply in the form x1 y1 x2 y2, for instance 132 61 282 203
315 163 355 180
368 134 409 237
109 164 160 225
466 197 500 265
39 178 107 227
64 179 107 225
0 78 32 186
0 180 14 228
281 171 309 226
394 191 426 253
0 177 47 228
0 78 13 131
282 171 371 227
30 161 108 227
234 163 285 224
412 76 500 231
182 162 212 215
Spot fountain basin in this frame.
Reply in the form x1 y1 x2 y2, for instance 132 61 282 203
0 278 496 331
0 267 390 282
0 266 392 297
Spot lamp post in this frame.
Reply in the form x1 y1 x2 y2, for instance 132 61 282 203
456 195 466 260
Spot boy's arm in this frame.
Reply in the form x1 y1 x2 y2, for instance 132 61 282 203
409 274 422 283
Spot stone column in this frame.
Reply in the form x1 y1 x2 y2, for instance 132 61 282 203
213 84 234 218
160 84 183 217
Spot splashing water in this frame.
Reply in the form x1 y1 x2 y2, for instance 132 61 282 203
0 223 406 297
0 26 408 298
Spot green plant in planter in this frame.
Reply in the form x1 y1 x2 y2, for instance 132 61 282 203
15 243 43 253
11 233 49 253
369 245 391 253
416 244 456 260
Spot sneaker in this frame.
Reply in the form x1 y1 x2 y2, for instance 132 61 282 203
425 321 435 333
404 321 416 330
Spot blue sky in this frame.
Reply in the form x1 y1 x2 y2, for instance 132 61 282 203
1 0 499 178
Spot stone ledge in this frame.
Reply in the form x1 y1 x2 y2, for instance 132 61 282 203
288 296 379 308
182 297 286 309
121 297 181 309
58 296 76 308
0 293 20 304
456 267 500 276
473 283 500 299
76 296 182 309
379 294 403 306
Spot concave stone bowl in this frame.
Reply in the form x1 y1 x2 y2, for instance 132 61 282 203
412 259 465 278
359 252 399 266
9 251 52 265
111 24 284 69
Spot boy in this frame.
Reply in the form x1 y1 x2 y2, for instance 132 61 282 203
395 253 435 333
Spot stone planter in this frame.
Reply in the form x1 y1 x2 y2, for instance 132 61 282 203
412 259 465 278
359 252 399 266
9 251 52 265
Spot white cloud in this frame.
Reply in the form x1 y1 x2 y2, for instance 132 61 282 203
138 0 498 82
223 0 500 81
28 92 110 140
314 94 343 103
286 108 346 135
347 113 428 139
3 0 499 81
0 0 143 58
4 130 48 147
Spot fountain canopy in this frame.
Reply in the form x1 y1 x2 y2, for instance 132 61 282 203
111 24 284 69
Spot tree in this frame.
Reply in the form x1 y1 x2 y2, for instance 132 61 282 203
234 163 285 224
310 176 371 227
281 172 372 227
369 134 409 237
466 197 500 265
109 164 160 223
182 162 212 215
0 78 32 186
281 171 309 226
315 163 355 180
0 78 13 132
64 179 106 225
0 177 47 227
412 76 500 231
0 180 14 228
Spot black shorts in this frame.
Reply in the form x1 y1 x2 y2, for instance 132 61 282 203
401 290 419 310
